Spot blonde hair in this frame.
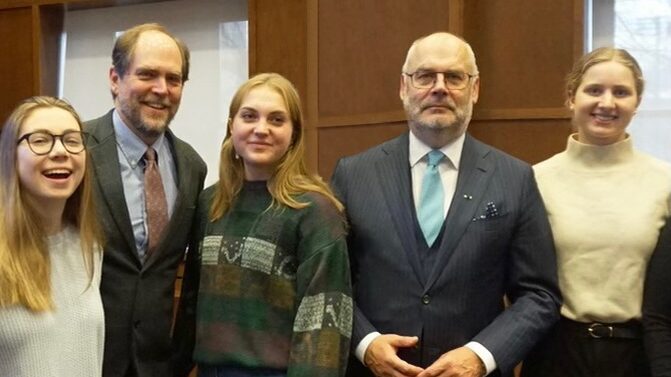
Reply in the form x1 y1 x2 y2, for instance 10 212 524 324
566 47 644 106
210 73 343 220
0 96 102 311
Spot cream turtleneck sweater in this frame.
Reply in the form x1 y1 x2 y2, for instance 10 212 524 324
534 134 671 323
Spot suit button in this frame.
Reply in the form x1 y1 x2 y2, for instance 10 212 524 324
134 320 141 328
422 295 430 305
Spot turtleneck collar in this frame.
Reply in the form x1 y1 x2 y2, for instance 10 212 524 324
243 180 269 191
565 133 634 170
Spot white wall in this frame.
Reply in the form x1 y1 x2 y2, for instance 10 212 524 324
62 0 248 185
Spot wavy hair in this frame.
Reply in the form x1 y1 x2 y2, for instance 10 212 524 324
0 96 102 311
210 73 343 220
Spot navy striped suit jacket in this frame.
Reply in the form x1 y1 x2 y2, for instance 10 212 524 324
332 132 561 377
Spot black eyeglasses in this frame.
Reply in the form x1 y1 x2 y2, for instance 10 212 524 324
17 130 87 155
403 70 477 90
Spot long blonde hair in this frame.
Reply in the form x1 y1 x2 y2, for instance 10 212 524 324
210 73 343 220
0 96 102 311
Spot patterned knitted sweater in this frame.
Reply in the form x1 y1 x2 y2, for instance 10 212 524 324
191 181 352 377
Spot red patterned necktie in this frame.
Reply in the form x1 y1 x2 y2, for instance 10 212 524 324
144 147 168 257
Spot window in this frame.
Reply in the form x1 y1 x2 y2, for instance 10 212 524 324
591 0 671 162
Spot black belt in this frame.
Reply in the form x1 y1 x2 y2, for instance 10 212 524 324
560 317 642 339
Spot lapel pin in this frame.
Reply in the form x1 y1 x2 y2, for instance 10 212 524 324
463 194 473 200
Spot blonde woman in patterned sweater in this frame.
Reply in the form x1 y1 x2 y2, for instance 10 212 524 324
0 96 104 376
173 73 352 377
522 48 671 377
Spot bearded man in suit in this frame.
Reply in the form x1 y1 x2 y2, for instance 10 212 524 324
332 32 561 377
84 23 206 377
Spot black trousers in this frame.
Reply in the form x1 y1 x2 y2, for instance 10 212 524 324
521 317 650 377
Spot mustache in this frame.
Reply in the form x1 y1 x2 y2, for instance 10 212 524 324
421 102 456 111
141 97 172 107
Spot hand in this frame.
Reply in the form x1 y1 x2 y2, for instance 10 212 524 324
364 334 424 377
416 347 486 377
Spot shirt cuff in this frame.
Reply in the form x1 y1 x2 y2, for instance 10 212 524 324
355 332 382 364
465 341 496 376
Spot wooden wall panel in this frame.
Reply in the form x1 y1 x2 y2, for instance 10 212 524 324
463 0 580 113
0 6 35 122
249 0 308 101
249 0 315 169
459 0 583 167
318 122 407 179
317 0 452 119
469 119 572 164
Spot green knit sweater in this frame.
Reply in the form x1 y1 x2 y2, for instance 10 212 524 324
191 181 352 377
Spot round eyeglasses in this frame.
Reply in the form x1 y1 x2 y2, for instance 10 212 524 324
17 130 87 155
404 70 477 90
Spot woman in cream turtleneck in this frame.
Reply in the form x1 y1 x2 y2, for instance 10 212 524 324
521 48 671 377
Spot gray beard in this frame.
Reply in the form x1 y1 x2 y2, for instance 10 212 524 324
412 112 466 131
122 104 173 139
134 120 168 139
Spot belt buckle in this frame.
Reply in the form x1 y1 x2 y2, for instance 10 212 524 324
588 323 613 338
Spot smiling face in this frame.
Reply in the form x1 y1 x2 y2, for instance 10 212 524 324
230 85 294 181
570 60 639 146
400 33 480 148
110 30 184 145
16 107 86 212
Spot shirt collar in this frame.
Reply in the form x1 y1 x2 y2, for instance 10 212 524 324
113 109 167 165
408 130 465 169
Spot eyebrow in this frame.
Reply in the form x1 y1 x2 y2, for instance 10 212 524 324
135 66 182 76
239 107 288 115
26 128 81 134
583 82 634 88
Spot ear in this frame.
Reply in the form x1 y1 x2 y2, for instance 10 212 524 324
471 75 480 104
226 117 234 133
109 66 121 97
399 73 408 101
567 93 576 110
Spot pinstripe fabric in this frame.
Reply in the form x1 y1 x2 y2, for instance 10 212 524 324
332 132 561 377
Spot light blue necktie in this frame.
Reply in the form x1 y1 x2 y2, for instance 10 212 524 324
418 150 445 246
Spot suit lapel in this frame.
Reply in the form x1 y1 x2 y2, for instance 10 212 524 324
88 112 139 262
424 135 495 290
377 133 426 286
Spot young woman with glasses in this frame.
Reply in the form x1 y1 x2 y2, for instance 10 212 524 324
0 96 104 376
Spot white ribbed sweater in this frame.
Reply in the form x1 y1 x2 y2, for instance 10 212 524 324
0 226 104 376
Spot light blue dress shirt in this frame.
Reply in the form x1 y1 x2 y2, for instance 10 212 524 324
112 110 178 261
